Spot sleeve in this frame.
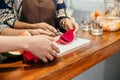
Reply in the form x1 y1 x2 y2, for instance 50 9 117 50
56 0 70 32
56 0 69 20
0 24 9 32
0 3 17 28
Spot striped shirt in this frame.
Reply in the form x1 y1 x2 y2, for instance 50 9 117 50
0 0 68 32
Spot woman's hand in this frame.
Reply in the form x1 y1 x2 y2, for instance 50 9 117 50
14 21 57 36
26 35 60 63
60 18 79 34
28 28 56 36
31 22 57 32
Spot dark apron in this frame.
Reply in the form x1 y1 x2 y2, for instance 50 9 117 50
20 0 56 27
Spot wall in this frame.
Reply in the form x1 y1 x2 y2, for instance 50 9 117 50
64 0 102 11
64 0 103 24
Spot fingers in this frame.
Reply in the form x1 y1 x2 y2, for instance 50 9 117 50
45 36 55 41
32 23 57 33
46 53 55 61
51 44 60 53
40 54 55 63
41 57 48 63
45 24 57 33
40 46 59 63
64 19 76 30
38 29 55 36
31 36 59 63
45 44 60 62
41 54 54 63
65 23 73 30
40 23 57 36
64 19 79 34
38 49 55 63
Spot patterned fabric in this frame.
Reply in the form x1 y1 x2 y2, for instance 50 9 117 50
0 0 68 31
0 0 12 9
0 24 9 32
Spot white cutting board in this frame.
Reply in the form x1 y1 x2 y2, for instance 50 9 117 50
54 37 90 56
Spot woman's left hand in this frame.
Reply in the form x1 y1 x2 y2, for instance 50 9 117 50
61 18 79 34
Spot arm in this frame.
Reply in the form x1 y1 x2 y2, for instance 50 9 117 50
0 7 32 29
56 0 68 27
0 1 57 34
0 27 26 36
0 35 60 62
0 1 29 29
0 24 29 36
0 26 57 36
56 0 79 33
0 36 29 52
0 9 57 34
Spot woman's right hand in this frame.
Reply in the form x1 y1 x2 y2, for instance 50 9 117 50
30 22 57 33
26 35 60 63
14 21 57 36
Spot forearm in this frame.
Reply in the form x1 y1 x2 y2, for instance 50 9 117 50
0 26 38 36
0 4 32 29
1 28 26 36
0 36 30 53
14 20 33 29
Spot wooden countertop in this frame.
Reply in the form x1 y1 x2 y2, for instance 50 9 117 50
0 30 120 80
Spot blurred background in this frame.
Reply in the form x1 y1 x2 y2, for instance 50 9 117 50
64 0 104 24
64 0 120 80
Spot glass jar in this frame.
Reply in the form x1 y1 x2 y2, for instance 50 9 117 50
103 0 120 20
99 0 120 31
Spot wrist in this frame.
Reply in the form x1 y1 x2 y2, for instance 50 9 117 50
25 23 34 29
60 18 66 29
60 18 70 29
14 20 33 29
21 36 31 51
19 32 32 50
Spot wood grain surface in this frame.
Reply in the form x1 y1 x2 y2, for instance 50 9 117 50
0 30 120 80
